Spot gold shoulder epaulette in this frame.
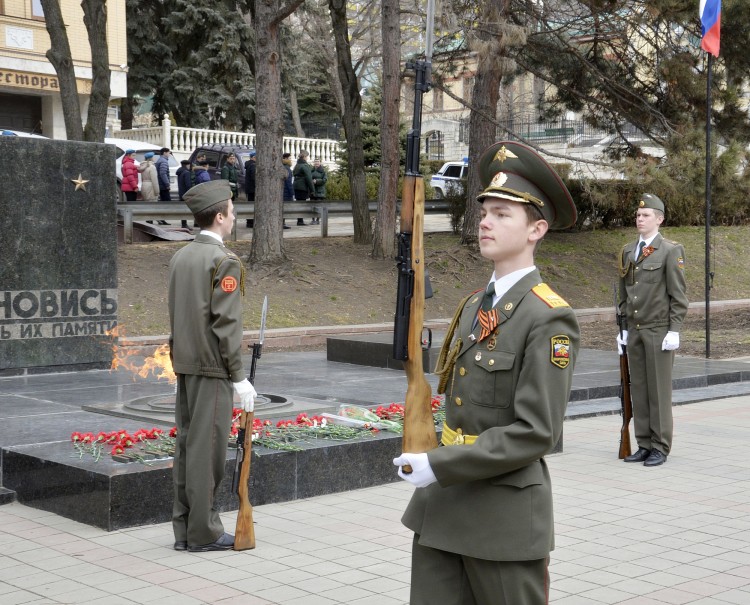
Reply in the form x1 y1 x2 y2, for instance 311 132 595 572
531 283 570 308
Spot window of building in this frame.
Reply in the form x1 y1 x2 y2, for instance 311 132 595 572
459 117 470 144
31 0 44 19
425 131 444 161
432 89 443 111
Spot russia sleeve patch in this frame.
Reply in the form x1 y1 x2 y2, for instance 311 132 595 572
221 276 238 293
551 335 571 368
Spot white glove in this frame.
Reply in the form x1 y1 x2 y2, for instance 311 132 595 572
393 453 437 488
662 331 680 351
233 379 257 412
616 330 628 355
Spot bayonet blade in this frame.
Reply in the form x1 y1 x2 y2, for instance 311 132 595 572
258 296 268 345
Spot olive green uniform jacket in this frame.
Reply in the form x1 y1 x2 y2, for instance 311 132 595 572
168 233 245 382
403 270 580 561
618 233 688 333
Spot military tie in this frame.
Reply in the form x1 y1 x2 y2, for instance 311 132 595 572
636 240 645 261
477 282 498 342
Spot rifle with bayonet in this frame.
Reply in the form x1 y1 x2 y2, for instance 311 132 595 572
393 0 438 473
233 295 267 550
614 284 633 459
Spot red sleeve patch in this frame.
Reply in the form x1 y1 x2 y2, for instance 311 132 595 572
221 276 238 293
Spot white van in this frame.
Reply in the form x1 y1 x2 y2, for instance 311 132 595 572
106 137 179 198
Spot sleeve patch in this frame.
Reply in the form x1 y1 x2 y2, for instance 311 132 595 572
221 276 238 293
532 283 570 308
677 256 684 269
551 335 571 368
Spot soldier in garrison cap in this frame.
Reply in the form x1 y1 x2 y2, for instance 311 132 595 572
168 180 257 552
395 141 580 605
617 193 688 467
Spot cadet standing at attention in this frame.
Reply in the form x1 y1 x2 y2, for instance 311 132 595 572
168 180 256 552
617 194 688 467
394 141 580 605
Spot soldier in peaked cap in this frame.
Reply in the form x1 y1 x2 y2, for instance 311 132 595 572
394 141 580 605
168 180 257 552
617 193 688 467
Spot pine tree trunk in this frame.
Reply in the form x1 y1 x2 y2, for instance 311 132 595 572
289 88 305 137
40 0 84 141
81 0 111 142
372 0 400 259
329 0 371 245
249 0 289 266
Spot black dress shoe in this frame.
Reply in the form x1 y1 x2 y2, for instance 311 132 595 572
187 532 234 552
624 447 651 463
174 540 187 551
644 450 667 467
297 218 305 226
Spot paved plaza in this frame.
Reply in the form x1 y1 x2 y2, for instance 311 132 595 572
1 393 750 604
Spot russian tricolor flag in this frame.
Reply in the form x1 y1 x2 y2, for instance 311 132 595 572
700 0 721 57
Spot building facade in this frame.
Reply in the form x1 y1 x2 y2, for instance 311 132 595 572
0 0 127 138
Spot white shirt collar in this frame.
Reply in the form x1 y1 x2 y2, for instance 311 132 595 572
200 229 224 244
638 232 658 247
488 265 536 305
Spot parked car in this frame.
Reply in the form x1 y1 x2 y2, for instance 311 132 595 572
430 159 468 198
187 144 255 200
0 129 47 138
106 137 179 198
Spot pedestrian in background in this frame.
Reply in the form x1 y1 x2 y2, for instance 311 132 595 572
220 153 239 201
282 152 294 230
193 159 211 185
120 149 139 202
292 149 314 225
177 159 193 229
617 194 688 467
394 141 580 605
168 180 256 552
138 151 159 202
244 150 256 228
155 147 172 201
310 158 327 225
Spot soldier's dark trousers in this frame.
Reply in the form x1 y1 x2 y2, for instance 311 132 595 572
172 374 234 546
627 326 675 455
410 536 549 605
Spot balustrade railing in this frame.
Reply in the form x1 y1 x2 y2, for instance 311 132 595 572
114 114 340 168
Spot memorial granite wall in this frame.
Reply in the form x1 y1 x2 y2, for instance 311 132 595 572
0 137 118 374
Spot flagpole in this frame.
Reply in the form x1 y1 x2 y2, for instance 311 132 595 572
704 53 713 359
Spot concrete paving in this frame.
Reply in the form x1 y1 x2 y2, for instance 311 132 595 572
1 394 750 604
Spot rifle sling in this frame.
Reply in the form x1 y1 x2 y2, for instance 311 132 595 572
434 292 473 394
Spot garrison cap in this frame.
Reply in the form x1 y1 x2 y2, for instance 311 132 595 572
637 193 664 213
183 180 231 215
477 141 577 230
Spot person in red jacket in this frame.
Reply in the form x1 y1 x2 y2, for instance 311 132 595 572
120 150 139 201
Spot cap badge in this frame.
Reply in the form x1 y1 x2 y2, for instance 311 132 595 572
490 172 508 188
639 200 646 207
493 145 518 163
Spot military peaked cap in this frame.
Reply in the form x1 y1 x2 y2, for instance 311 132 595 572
477 141 577 230
183 180 232 215
638 193 665 213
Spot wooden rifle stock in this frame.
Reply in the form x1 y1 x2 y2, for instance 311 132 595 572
400 176 438 472
618 348 633 459
234 410 256 550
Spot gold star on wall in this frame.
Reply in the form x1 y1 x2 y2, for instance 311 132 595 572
71 174 90 191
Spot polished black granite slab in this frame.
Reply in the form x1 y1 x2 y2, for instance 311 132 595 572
326 332 441 372
0 138 118 373
2 428 411 531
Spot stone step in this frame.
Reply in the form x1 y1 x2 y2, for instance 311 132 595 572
566 380 750 420
0 486 16 505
